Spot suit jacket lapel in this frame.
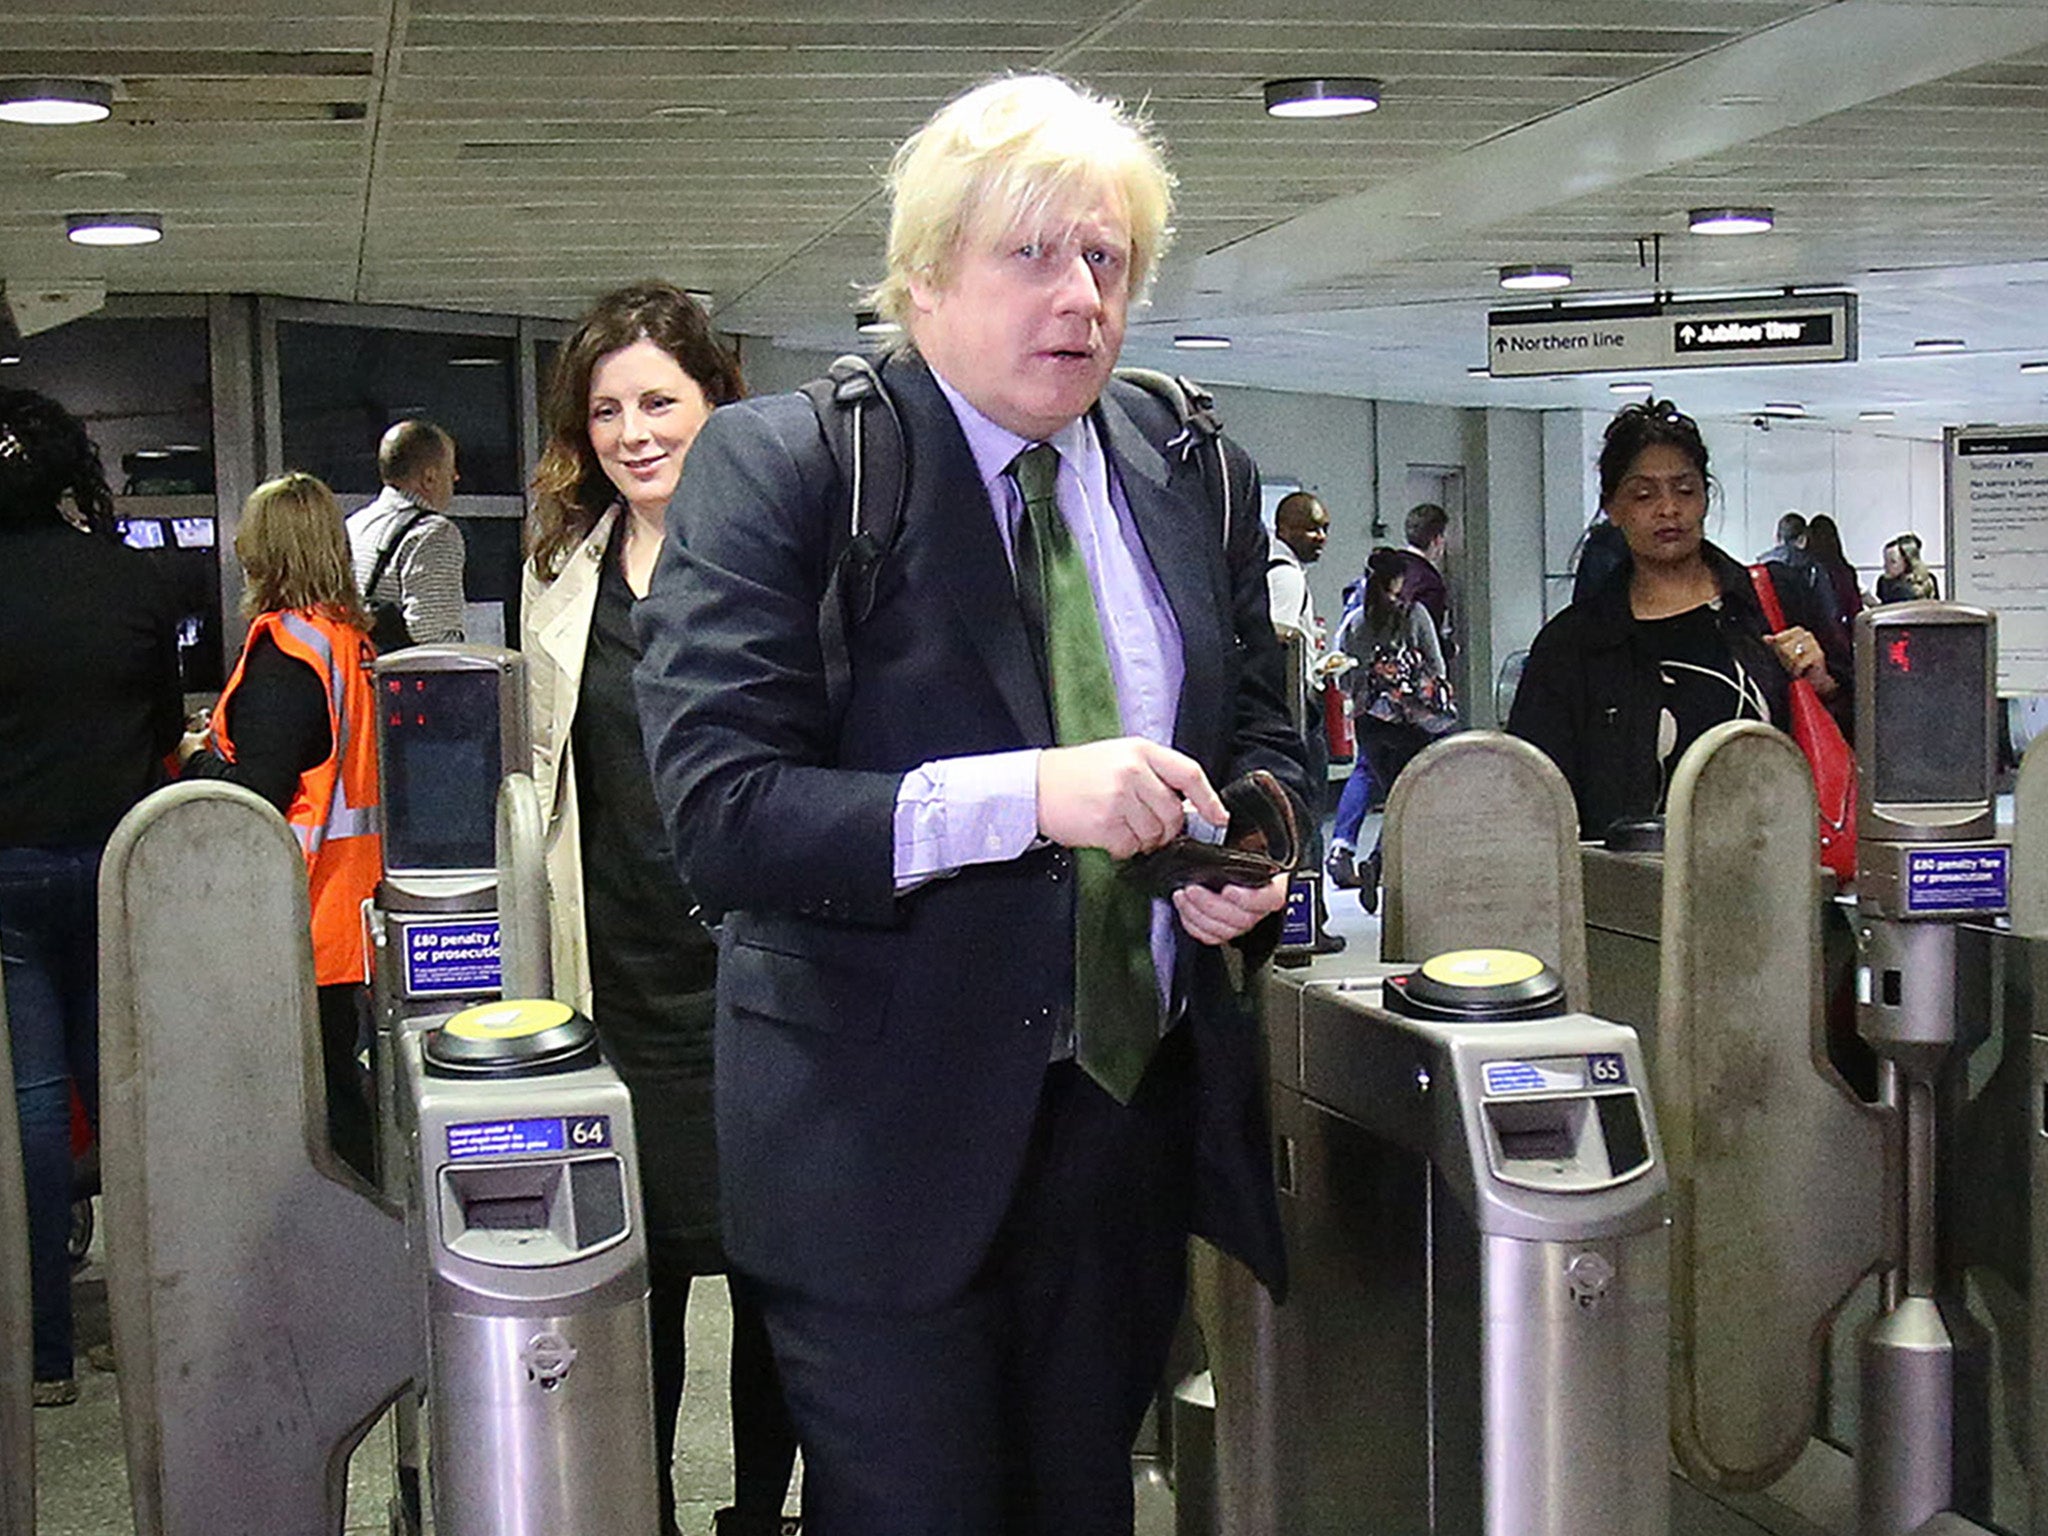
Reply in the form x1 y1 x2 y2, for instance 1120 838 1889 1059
891 359 1053 744
1096 388 1225 761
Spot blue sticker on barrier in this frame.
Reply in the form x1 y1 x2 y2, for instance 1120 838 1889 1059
447 1116 565 1160
1280 874 1316 948
446 1114 611 1162
403 919 502 997
1904 847 2009 915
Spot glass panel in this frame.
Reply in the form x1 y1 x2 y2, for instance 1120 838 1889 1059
277 322 519 495
2 315 213 492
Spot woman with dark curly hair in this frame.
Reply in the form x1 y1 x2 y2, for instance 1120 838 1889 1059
0 387 182 1406
1508 397 1841 838
523 281 794 1535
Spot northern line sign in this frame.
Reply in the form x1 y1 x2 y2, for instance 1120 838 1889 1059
1486 292 1857 378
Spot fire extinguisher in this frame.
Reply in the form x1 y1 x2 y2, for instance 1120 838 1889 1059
1323 678 1354 761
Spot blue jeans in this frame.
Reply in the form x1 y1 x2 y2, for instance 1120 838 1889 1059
0 842 102 1383
1331 759 1376 849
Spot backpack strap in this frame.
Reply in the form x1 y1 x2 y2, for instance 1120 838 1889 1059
364 507 429 602
1111 367 1232 543
801 354 908 727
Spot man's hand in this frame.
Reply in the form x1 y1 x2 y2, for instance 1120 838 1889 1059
1174 871 1289 946
1037 738 1226 858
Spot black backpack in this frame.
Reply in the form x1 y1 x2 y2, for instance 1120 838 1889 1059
362 508 427 653
799 355 1238 724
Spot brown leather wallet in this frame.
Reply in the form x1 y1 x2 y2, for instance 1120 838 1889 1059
1121 768 1304 895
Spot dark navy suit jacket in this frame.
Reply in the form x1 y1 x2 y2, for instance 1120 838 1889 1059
634 355 1303 1312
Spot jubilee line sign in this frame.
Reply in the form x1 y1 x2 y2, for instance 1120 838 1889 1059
1486 292 1857 378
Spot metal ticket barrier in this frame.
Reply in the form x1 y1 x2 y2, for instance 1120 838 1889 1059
367 643 528 1530
0 977 33 1536
1217 949 1668 1535
398 998 658 1535
1851 602 2005 1535
1198 734 1668 1535
368 643 657 1535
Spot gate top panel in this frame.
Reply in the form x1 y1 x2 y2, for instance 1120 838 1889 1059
1659 722 1893 1490
99 781 419 1536
1383 731 1589 1008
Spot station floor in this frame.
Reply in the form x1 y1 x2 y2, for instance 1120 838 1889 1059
26 814 1791 1535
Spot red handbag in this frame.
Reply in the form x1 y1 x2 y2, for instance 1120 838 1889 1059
1749 565 1858 884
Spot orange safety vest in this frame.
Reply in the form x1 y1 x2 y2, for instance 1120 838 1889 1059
211 609 381 986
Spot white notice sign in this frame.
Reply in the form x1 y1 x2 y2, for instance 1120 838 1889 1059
1948 425 2048 695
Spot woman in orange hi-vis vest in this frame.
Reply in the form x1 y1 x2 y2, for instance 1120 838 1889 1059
181 472 381 1178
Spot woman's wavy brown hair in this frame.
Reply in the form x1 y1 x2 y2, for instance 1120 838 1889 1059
235 471 370 629
528 281 744 581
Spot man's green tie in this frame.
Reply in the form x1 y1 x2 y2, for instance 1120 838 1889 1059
1011 442 1160 1104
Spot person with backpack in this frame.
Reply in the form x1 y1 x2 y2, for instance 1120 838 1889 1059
345 418 466 650
1330 546 1456 910
632 73 1305 1535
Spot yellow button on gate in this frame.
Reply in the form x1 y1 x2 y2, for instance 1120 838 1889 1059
1418 949 1548 990
443 998 576 1042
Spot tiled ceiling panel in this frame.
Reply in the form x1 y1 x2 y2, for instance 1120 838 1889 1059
5 0 2048 429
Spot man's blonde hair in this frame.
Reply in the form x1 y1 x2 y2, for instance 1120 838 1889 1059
236 471 370 628
867 74 1175 330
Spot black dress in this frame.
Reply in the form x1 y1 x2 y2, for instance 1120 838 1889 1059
571 537 722 1261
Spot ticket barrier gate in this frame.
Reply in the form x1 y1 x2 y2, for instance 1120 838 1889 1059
98 781 421 1534
364 644 658 1534
397 998 659 1535
90 641 657 1533
1199 734 1670 1534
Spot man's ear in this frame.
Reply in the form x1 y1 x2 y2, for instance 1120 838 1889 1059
906 268 942 317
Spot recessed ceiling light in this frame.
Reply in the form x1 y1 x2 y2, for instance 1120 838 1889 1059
1858 410 1896 421
1688 206 1774 235
65 210 161 246
1262 78 1381 119
446 354 503 367
0 79 113 127
0 354 21 366
51 167 125 184
1913 337 1966 353
2020 360 2048 374
1759 401 1808 417
1499 263 1571 292
651 104 728 119
1173 334 1231 350
1609 380 1654 394
854 309 900 337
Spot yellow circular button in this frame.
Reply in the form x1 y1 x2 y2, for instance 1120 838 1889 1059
444 998 575 1042
1418 949 1547 989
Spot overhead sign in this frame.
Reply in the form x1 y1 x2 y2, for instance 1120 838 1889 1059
1487 293 1856 377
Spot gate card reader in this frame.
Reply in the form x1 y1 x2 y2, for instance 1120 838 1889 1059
1320 950 1665 1233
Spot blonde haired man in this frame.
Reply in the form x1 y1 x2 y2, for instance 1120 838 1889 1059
635 74 1303 1535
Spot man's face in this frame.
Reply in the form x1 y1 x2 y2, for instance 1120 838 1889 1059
1279 501 1330 564
422 443 459 511
907 190 1131 442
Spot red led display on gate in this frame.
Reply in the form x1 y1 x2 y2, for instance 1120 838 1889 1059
1887 632 1913 673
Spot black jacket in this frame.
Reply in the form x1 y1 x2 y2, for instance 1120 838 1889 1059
1508 542 1829 837
632 356 1304 1309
